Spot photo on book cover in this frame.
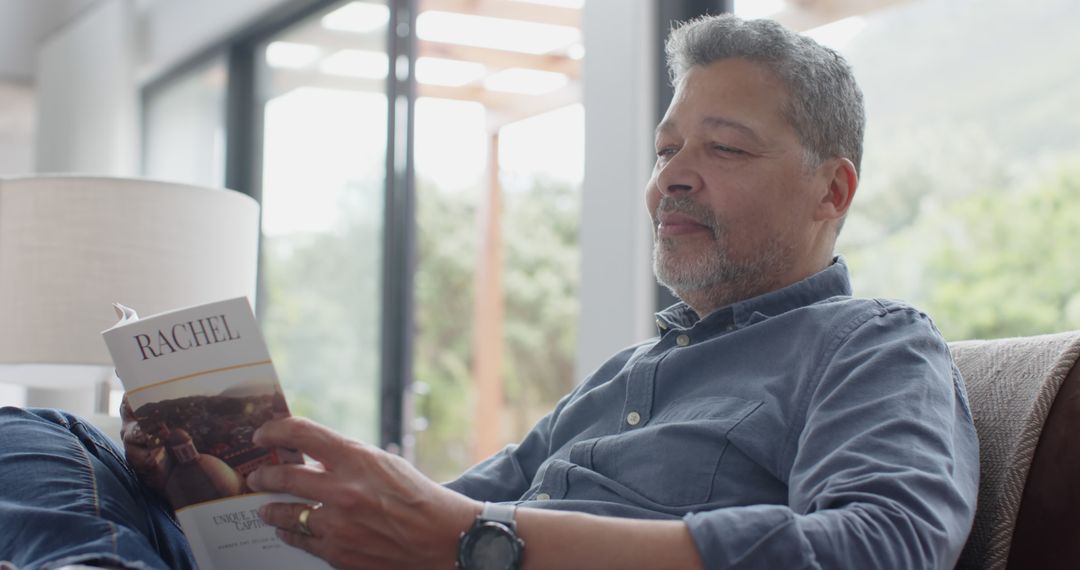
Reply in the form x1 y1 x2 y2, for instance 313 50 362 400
125 381 300 510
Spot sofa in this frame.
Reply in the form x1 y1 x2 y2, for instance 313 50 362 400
952 331 1080 569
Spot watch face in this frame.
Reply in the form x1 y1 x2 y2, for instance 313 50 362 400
463 522 521 570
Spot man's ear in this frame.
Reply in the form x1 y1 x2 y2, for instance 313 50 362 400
813 157 858 222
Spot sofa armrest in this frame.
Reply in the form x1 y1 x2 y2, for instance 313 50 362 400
1008 354 1080 568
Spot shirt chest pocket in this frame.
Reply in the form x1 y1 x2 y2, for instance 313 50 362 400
568 396 762 507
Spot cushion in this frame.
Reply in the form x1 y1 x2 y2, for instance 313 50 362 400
951 331 1080 569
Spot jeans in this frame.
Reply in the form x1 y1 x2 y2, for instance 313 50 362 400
0 407 197 570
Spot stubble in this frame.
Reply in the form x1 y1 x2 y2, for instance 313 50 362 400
652 196 793 312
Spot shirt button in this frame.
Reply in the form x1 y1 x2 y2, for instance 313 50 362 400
676 334 690 346
626 411 641 426
535 493 550 501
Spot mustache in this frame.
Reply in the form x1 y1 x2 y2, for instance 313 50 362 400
654 197 719 235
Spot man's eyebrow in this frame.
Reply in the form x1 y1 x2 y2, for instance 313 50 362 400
702 116 763 143
654 116 764 144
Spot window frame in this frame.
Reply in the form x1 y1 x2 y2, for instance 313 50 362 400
140 0 418 451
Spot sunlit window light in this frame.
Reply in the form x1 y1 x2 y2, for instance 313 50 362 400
321 2 390 33
803 16 867 50
509 0 585 7
265 41 321 69
320 49 389 79
734 0 787 19
484 68 568 95
417 11 581 55
415 57 487 87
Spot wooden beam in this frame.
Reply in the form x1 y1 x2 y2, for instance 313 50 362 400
265 68 581 126
419 82 580 121
471 130 506 462
275 26 580 78
420 0 580 28
419 41 581 78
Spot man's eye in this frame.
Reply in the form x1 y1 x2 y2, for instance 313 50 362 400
712 144 745 155
656 146 678 158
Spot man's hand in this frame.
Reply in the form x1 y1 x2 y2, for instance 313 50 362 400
248 417 481 570
119 396 170 497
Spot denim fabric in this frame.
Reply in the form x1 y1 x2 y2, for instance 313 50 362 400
0 407 197 570
446 258 980 569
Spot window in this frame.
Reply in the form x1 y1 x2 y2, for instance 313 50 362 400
143 57 228 188
735 0 1080 339
140 0 587 476
255 0 390 443
410 0 585 480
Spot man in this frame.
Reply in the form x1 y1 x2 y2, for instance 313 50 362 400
0 13 977 570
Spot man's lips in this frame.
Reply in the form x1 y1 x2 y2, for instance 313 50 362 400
657 212 711 237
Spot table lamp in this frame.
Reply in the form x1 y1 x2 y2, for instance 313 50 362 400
0 175 261 428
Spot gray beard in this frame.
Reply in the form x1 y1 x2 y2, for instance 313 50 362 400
652 196 792 307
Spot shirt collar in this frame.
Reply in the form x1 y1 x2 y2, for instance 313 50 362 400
654 256 853 333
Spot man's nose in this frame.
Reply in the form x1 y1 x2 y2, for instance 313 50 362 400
656 151 702 196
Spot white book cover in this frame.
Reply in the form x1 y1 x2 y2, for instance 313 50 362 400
102 297 332 570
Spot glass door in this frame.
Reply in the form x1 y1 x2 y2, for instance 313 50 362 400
256 0 391 442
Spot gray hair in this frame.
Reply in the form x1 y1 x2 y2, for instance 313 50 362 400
665 14 865 174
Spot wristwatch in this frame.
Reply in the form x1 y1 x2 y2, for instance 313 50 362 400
457 502 525 570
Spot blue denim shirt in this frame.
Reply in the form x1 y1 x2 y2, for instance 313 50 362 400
446 258 979 569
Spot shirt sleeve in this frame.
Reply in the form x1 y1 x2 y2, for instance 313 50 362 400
441 424 548 503
684 304 980 569
443 381 586 502
444 342 647 502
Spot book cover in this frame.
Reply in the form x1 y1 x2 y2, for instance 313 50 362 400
102 297 332 570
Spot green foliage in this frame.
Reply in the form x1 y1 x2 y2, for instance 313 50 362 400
411 177 581 482
260 181 382 443
501 178 580 436
411 181 480 480
845 154 1080 342
923 160 1080 340
256 170 581 483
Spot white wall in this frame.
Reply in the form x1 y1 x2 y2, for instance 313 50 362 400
31 0 290 176
140 0 290 83
35 0 138 175
575 0 659 380
0 82 35 175
0 0 95 82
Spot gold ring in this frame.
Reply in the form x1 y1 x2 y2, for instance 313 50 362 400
297 503 320 537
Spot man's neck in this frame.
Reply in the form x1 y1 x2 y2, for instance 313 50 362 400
679 281 779 320
678 257 832 319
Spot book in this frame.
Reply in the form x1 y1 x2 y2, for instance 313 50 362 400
102 297 332 570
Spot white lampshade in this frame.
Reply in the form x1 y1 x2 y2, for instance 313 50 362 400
0 175 260 413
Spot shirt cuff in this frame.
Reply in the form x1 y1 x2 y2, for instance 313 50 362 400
684 504 817 569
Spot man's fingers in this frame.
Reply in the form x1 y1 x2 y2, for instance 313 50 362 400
253 416 363 468
247 463 339 505
259 501 322 537
275 526 319 553
269 509 327 562
247 462 334 503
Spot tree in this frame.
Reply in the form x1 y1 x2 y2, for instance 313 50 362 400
411 176 581 481
923 159 1080 340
